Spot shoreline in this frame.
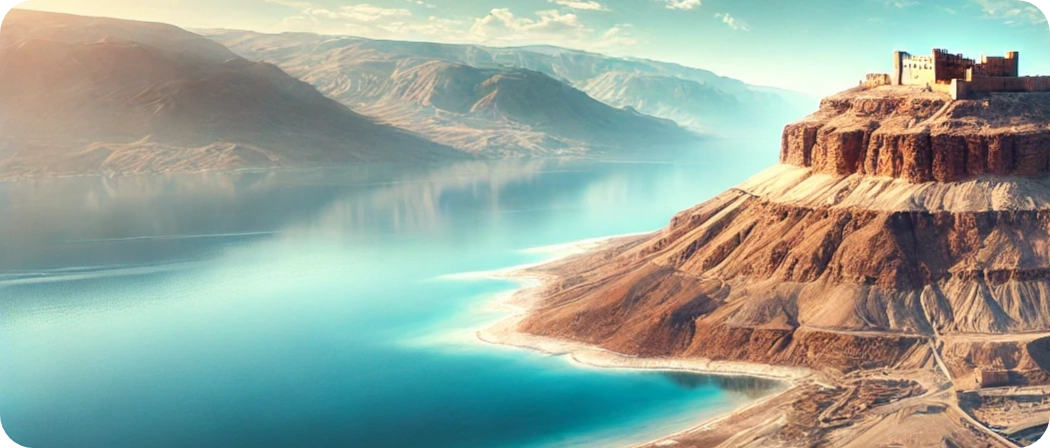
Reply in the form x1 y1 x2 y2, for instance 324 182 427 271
470 233 813 447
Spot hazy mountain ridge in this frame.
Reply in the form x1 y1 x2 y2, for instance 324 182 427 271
0 10 460 179
575 72 780 134
207 30 813 133
204 30 700 156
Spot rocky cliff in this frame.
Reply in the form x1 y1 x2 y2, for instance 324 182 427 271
781 86 1050 182
515 85 1050 447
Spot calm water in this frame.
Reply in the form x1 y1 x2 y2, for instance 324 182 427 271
0 139 782 448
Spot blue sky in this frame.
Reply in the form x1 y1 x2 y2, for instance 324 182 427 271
13 0 1050 94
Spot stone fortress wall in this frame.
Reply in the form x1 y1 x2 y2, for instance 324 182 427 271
869 49 1049 99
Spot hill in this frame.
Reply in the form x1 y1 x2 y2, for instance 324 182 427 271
203 30 701 156
0 10 460 179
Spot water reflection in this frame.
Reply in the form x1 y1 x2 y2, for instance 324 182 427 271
0 143 768 273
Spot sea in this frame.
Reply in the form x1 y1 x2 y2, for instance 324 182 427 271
0 137 784 448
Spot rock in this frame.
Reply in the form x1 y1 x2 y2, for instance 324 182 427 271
512 80 1050 448
779 86 1050 183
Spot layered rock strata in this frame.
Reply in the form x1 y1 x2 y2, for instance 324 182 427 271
516 85 1050 447
781 86 1050 182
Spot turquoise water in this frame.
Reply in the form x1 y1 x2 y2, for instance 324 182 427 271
0 140 781 448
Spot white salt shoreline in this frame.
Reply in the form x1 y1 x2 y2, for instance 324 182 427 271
467 233 813 447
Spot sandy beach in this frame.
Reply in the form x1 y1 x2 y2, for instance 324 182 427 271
471 233 814 447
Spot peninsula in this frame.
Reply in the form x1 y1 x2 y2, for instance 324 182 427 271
485 49 1050 447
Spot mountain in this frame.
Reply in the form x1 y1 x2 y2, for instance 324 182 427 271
0 11 460 179
574 72 797 134
202 30 699 156
495 86 1050 447
479 46 814 134
207 30 813 135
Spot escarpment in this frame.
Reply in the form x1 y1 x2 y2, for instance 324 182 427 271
520 86 1050 393
781 87 1050 182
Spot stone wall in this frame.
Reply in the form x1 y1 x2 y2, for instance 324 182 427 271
934 49 975 83
862 73 892 89
952 75 1050 99
974 52 1019 77
895 49 1024 92
894 51 936 87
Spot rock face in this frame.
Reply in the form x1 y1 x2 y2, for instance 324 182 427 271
781 86 1050 182
519 85 1050 447
0 11 461 179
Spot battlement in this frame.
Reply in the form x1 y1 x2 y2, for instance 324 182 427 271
871 48 1048 99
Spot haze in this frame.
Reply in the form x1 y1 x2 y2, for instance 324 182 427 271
12 0 1050 95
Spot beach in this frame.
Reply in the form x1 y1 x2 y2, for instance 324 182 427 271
472 233 814 447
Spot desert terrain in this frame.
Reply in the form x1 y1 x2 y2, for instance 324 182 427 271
487 85 1050 447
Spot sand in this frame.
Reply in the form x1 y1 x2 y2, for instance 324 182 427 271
470 233 815 447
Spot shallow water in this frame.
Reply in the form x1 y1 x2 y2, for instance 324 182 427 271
0 140 783 448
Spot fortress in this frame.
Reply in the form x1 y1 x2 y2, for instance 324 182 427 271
863 49 1050 99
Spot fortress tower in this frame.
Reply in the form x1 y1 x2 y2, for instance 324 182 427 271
874 49 1048 99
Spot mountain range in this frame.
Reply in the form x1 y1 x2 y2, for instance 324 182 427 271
203 30 713 156
0 10 810 178
0 10 467 178
204 30 811 153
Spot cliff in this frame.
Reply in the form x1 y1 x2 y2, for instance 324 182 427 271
513 85 1050 447
781 86 1050 182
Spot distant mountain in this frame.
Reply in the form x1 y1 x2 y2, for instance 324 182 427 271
204 30 699 156
468 48 815 135
575 72 773 134
206 31 813 138
0 11 460 179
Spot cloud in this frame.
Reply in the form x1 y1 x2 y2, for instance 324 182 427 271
548 0 609 11
470 9 591 40
267 1 637 53
599 24 638 46
872 0 918 8
264 0 313 7
335 4 413 22
406 0 437 9
714 12 749 31
655 0 702 10
973 0 1048 25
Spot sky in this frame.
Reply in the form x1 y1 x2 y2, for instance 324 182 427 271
9 0 1050 94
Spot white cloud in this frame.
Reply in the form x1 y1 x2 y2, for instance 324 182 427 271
872 0 918 8
714 12 750 31
266 1 637 53
600 24 637 46
406 0 437 9
335 4 413 22
264 0 313 8
470 9 591 41
549 0 609 11
655 0 702 10
973 0 1048 25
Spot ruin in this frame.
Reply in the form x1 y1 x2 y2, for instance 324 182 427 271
863 49 1050 99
